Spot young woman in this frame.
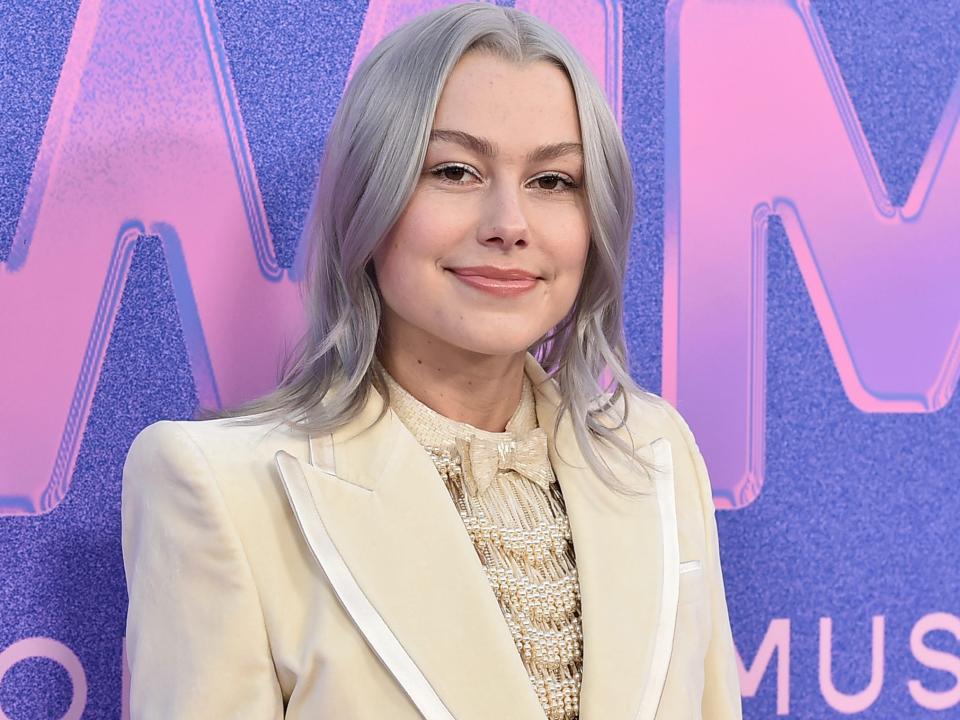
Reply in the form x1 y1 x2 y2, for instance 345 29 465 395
121 4 741 719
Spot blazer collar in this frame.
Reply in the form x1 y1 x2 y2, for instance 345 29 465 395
274 354 679 720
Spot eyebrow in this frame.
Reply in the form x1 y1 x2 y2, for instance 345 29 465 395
429 129 583 164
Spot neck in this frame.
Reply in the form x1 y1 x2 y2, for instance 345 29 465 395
377 328 527 433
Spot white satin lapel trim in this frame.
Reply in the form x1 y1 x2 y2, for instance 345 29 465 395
634 437 680 720
274 450 455 720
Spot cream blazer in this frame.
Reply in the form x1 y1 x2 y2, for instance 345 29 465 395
122 354 742 719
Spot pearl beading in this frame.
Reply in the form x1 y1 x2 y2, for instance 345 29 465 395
380 365 583 720
427 445 583 720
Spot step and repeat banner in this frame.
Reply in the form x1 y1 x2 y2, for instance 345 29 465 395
2 0 958 717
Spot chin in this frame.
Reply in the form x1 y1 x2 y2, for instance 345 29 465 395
449 331 541 358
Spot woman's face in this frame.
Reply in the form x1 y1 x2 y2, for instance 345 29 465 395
373 52 590 361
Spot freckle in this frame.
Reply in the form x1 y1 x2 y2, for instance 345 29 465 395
417 359 423 365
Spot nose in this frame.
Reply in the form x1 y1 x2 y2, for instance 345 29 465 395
477 182 529 249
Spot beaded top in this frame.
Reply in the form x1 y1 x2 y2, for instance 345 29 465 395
379 364 583 720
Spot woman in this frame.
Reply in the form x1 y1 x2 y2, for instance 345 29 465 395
121 4 741 719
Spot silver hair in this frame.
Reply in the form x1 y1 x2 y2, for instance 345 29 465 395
202 2 655 491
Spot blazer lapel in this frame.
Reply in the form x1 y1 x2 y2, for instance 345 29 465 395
524 355 679 720
274 385 545 720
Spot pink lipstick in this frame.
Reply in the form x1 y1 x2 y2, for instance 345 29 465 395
447 266 540 297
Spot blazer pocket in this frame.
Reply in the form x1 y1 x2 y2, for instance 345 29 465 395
678 560 705 606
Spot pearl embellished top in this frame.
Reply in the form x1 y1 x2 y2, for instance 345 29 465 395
380 365 584 720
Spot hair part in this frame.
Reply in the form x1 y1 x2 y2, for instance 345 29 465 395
200 2 656 493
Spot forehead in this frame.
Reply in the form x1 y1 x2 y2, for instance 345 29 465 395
431 53 582 149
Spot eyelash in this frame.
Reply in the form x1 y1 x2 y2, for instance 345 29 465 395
428 162 580 192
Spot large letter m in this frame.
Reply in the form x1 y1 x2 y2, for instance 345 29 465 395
665 0 960 508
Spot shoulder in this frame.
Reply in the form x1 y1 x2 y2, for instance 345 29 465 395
125 413 309 470
122 414 313 512
617 390 716 517
598 388 704 462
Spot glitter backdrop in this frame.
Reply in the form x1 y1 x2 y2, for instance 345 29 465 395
2 1 959 718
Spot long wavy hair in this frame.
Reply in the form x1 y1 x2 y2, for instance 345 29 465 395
202 2 654 491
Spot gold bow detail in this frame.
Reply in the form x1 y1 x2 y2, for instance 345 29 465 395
454 428 556 497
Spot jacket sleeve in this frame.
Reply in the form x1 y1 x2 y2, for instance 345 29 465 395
121 421 284 719
663 403 743 719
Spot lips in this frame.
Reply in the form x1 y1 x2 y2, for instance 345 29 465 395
447 265 540 297
449 265 540 280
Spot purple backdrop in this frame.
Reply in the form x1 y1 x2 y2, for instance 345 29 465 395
2 1 959 717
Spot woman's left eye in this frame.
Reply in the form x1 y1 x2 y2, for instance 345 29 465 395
528 173 578 192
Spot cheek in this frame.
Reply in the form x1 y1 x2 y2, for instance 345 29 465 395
375 208 430 282
373 205 455 311
379 193 465 263
543 216 590 320
547 211 590 279
374 240 419 311
572 231 591 272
